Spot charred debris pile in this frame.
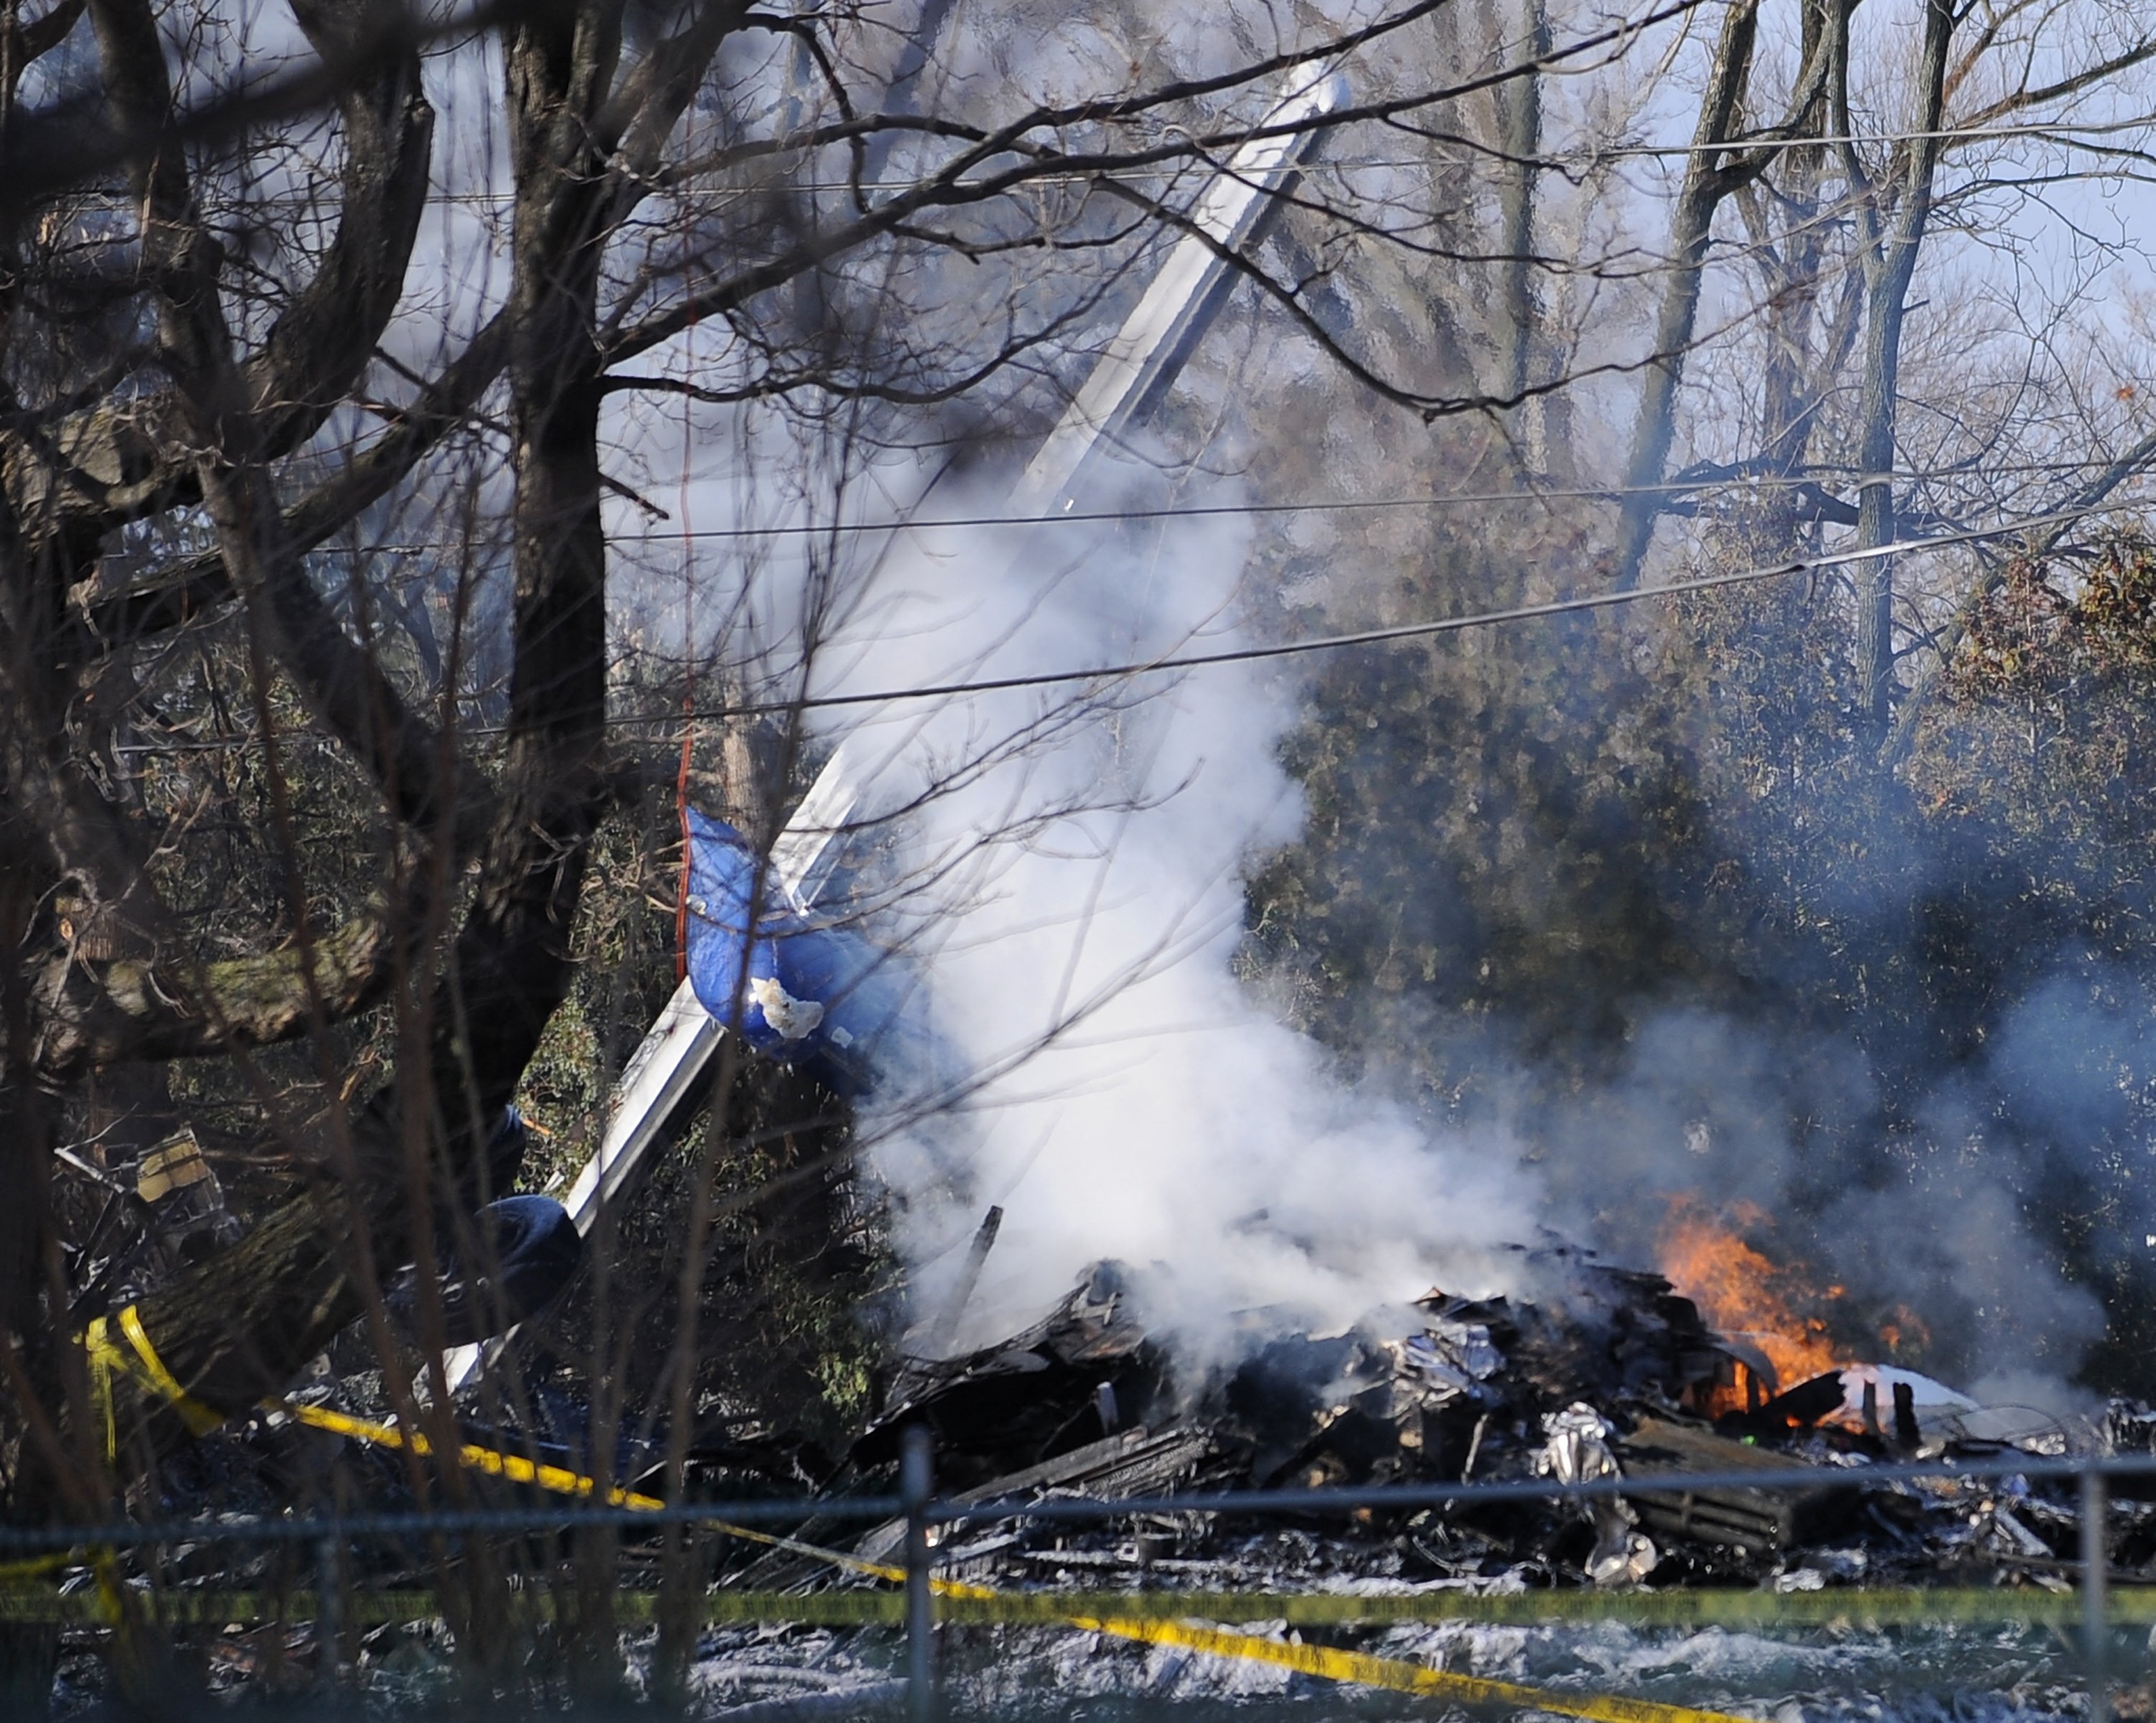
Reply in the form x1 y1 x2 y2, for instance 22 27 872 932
701 1245 2156 1598
114 1207 2154 1606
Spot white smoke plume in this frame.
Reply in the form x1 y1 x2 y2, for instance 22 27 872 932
617 395 2122 1406
785 464 1545 1362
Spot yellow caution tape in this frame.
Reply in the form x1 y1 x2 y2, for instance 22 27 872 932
80 1317 1751 1723
116 1307 224 1437
1071 1612 1748 1723
278 1400 669 1510
82 1318 118 1462
80 1306 228 1459
303 1415 1764 1722
89 1550 130 1636
739 1544 1752 1723
0 1551 82 1586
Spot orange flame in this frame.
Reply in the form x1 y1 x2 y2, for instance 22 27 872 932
1659 1200 1846 1405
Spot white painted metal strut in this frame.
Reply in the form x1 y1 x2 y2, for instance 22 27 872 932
443 68 1346 1398
1009 68 1348 518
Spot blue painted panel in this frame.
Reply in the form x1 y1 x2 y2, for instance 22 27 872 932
683 808 794 1055
683 807 926 1092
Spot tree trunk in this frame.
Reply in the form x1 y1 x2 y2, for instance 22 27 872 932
1495 0 1546 407
1841 0 1954 743
56 0 635 1464
1851 276 1903 740
1732 0 1838 558
430 0 623 1141
1612 0 1759 588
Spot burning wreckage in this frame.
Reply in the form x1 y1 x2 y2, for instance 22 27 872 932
706 1244 2135 1607
120 812 2145 1599
617 828 2138 1605
69 805 2156 1719
642 821 2125 1597
96 813 2145 1603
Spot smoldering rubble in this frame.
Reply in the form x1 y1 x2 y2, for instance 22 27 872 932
625 1237 2156 1711
70 1226 2156 1716
716 1244 2126 1599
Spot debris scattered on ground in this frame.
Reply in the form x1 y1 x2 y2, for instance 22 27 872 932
73 1232 2147 1717
706 1243 2119 1601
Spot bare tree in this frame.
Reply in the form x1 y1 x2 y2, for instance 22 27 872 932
1605 0 2156 755
1613 0 1843 589
1835 0 1955 738
0 0 1678 1677
1495 0 1550 405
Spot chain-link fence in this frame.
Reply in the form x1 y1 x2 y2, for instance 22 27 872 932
8 1432 2151 1722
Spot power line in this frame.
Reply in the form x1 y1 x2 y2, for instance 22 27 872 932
45 114 2154 216
114 499 2138 756
278 459 2156 551
1457 113 2156 165
653 503 2131 722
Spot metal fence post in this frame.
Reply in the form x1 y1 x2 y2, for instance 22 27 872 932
2084 1466 2109 1723
315 1533 341 1691
902 1425 937 1723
